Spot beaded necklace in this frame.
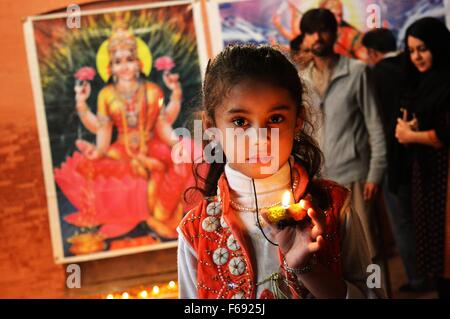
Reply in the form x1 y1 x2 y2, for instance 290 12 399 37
229 170 300 212
116 82 148 157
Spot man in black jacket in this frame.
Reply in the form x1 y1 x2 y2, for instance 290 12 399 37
363 28 429 292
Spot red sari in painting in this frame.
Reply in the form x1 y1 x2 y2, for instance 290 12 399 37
55 81 199 240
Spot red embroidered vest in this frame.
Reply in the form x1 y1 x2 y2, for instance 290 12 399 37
179 163 349 299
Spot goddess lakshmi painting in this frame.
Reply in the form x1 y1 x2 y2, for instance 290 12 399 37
24 2 206 262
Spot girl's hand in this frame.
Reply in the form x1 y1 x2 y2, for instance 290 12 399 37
75 81 91 103
76 139 101 160
163 70 181 92
395 118 415 144
261 202 326 269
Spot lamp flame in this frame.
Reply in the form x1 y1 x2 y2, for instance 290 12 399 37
282 191 291 208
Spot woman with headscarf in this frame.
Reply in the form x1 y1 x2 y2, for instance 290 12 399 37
395 17 450 297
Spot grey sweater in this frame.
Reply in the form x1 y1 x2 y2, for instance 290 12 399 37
302 55 387 185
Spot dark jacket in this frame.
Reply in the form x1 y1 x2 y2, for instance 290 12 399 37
369 53 408 193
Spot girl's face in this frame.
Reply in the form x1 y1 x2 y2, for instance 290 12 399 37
206 79 302 179
407 35 433 73
111 49 140 81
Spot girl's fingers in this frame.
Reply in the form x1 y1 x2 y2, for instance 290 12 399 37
308 235 325 253
299 199 312 210
307 240 320 252
311 225 323 239
308 208 324 233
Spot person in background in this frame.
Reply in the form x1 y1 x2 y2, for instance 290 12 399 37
300 9 387 263
273 0 367 61
395 17 450 298
362 28 429 292
319 0 367 61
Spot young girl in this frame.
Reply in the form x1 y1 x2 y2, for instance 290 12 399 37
177 45 380 299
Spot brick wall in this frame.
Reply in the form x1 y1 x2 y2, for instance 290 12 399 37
0 0 181 299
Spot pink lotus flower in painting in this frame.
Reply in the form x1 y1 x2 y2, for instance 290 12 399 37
74 67 96 81
155 56 175 71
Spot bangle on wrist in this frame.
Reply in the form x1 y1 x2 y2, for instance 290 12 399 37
97 114 111 126
171 93 182 102
78 110 88 117
76 105 89 116
283 254 317 275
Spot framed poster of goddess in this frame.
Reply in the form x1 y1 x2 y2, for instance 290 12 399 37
23 0 207 263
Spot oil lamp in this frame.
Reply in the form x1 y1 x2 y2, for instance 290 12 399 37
266 191 308 224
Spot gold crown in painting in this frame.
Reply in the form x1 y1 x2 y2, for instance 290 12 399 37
107 19 137 56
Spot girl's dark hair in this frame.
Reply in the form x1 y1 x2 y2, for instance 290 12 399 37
403 17 450 90
185 44 323 202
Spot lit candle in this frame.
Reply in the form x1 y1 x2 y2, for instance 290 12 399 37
168 281 176 290
152 285 160 296
106 294 114 299
158 97 164 110
139 290 148 299
121 292 129 299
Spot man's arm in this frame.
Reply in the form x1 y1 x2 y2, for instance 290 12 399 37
357 66 387 185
